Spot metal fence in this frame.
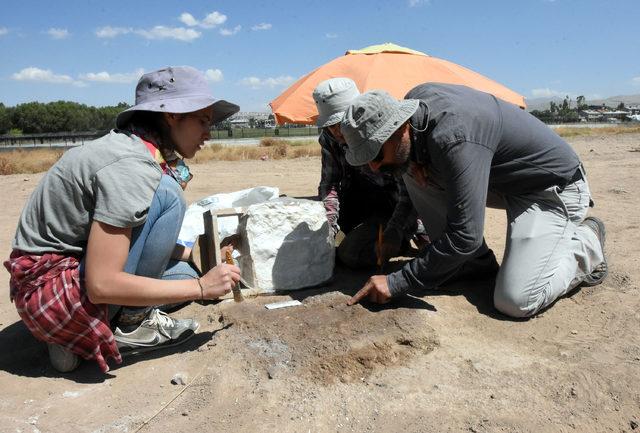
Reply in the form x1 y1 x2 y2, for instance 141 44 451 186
0 126 321 149
0 131 106 149
210 126 321 140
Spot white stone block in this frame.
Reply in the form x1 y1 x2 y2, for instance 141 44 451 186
238 198 334 292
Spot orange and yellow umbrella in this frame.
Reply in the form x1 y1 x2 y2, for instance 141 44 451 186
270 43 526 125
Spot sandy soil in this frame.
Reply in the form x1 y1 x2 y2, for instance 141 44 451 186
0 133 639 433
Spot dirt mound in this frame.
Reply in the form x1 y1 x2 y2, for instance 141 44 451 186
219 292 439 384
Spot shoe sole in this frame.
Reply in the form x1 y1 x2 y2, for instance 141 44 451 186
117 325 200 358
581 216 608 287
47 343 81 373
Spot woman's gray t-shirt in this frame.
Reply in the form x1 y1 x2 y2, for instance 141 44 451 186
12 131 162 255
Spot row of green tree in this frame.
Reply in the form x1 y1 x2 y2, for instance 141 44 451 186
0 101 130 135
530 95 628 123
529 96 589 123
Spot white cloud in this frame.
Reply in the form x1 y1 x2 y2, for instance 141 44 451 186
11 67 85 87
180 11 227 29
531 88 571 98
632 76 640 86
179 12 199 27
96 25 199 41
325 33 338 39
135 26 201 42
96 11 227 42
408 0 430 6
12 67 73 83
201 11 227 28
251 23 272 31
47 28 69 39
240 75 295 89
240 77 262 88
95 26 131 38
205 69 224 82
0 27 9 36
219 25 241 36
79 68 144 84
97 11 235 42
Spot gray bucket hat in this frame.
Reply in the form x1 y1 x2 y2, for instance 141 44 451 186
340 90 419 166
312 77 360 128
116 66 240 129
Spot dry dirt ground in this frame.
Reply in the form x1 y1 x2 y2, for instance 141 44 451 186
1 133 639 433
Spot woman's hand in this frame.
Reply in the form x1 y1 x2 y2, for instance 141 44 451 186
199 263 242 300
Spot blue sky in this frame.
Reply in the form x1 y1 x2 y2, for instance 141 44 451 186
1 0 638 111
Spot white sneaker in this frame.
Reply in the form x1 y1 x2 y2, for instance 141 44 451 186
114 309 200 356
47 343 81 373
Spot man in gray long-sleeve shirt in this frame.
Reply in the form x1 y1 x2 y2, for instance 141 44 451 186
340 83 607 318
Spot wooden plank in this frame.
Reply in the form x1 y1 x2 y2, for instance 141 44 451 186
200 210 215 273
214 207 246 217
211 213 222 266
200 207 246 273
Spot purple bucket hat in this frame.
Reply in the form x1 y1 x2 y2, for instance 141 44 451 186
116 66 239 128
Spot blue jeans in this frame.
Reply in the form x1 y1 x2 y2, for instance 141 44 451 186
113 175 200 326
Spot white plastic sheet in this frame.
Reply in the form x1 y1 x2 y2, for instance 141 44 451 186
177 186 279 247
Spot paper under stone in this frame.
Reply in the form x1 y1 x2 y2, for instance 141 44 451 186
237 197 334 292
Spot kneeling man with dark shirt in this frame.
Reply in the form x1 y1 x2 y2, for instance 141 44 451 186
341 83 607 318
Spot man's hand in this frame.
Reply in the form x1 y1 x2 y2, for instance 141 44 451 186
347 275 392 305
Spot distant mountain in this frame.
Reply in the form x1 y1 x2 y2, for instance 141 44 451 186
525 96 565 112
525 94 640 111
589 94 640 107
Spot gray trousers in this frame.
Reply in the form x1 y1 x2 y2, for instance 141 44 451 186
403 171 604 318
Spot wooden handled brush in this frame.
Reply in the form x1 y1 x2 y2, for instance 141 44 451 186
376 223 384 274
225 249 244 303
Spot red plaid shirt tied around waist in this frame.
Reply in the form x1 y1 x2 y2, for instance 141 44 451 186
5 251 122 372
